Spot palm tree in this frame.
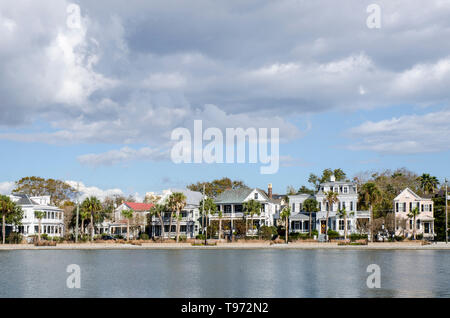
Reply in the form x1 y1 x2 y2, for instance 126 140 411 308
323 191 339 241
408 206 421 240
303 198 318 236
82 196 102 241
34 211 46 242
280 206 291 244
199 197 217 240
80 209 90 235
359 182 382 242
167 192 187 243
418 174 440 194
243 199 262 237
337 207 354 240
150 204 166 241
0 195 15 244
121 209 134 241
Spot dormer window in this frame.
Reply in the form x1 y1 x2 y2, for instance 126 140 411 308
254 193 258 200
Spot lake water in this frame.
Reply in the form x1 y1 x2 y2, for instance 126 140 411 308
0 249 449 298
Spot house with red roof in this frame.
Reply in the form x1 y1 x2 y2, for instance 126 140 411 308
109 201 154 239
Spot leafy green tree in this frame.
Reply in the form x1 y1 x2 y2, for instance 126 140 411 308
359 182 382 242
121 209 134 241
187 178 248 198
167 192 187 243
243 199 262 236
81 196 102 241
297 186 315 195
286 186 296 195
0 195 23 244
12 176 78 207
280 206 291 243
303 198 319 236
337 207 354 240
323 191 339 241
34 211 46 242
407 206 421 240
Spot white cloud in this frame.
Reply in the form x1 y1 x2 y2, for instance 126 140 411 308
65 181 125 201
77 146 168 166
0 181 14 195
348 109 450 154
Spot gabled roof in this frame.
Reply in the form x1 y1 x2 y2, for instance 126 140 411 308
10 194 41 206
124 202 154 211
160 188 203 206
394 188 423 201
214 188 254 204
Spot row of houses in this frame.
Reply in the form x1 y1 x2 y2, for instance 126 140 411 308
5 176 436 241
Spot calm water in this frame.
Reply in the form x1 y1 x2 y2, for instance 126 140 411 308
0 249 449 298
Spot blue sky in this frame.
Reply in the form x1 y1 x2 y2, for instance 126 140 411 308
0 0 449 198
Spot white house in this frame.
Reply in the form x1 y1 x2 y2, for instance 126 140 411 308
108 201 154 239
9 194 64 241
150 188 203 239
286 176 370 238
314 176 370 237
213 185 281 236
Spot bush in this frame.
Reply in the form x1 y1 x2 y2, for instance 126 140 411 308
139 233 150 240
394 235 405 241
114 234 124 240
259 226 278 240
196 234 205 240
327 229 340 240
349 233 368 241
416 234 424 240
41 233 49 241
179 235 187 242
7 232 23 244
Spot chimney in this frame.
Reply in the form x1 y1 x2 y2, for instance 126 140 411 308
330 175 336 182
268 183 272 199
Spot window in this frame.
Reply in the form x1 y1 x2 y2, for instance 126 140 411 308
342 202 346 210
350 201 354 211
343 187 348 194
224 205 232 213
235 205 243 213
318 202 322 211
292 203 295 212
339 220 345 230
254 193 258 200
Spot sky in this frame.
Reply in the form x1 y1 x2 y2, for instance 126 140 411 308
0 0 449 199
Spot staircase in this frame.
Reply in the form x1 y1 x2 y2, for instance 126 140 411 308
318 234 327 242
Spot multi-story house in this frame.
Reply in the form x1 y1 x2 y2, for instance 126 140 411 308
286 176 370 237
213 185 281 236
287 194 315 233
9 194 64 241
150 188 203 239
315 176 370 237
393 188 435 239
110 201 154 238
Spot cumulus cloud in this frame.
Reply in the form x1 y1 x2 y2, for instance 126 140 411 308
1 0 450 161
0 181 14 195
65 181 125 201
347 109 450 154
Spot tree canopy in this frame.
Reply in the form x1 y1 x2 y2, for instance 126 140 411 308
187 177 248 198
12 176 78 207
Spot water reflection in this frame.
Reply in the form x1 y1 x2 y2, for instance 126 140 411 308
0 249 449 298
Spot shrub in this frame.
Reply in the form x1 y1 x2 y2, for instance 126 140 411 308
7 232 23 244
139 233 150 240
41 233 49 241
349 233 368 241
114 234 124 240
196 234 205 240
416 234 423 240
259 226 278 240
394 235 405 241
327 229 340 240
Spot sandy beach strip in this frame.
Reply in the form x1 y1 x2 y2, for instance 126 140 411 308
1 241 450 250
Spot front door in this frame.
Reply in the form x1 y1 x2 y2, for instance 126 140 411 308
321 220 326 234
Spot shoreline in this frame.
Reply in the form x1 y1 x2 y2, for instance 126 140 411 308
1 241 450 251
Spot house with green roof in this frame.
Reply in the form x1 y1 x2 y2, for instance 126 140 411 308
211 184 281 236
